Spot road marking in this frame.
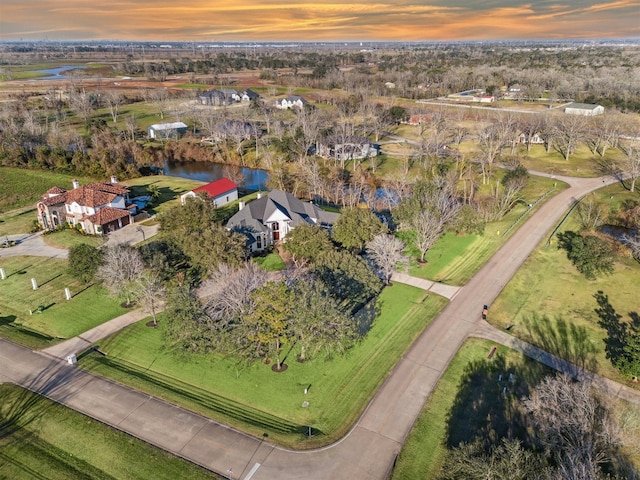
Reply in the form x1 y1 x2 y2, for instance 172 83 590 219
244 463 261 480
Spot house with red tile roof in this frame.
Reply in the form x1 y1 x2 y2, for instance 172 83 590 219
180 178 238 207
36 178 133 235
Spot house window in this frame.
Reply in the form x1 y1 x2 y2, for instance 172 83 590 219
272 222 280 241
256 234 262 250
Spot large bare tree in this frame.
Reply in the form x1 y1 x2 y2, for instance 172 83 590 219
96 244 145 306
365 234 407 284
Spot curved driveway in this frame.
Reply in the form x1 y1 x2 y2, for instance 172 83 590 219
1 173 638 480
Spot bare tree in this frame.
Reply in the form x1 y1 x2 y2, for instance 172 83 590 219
576 194 608 231
365 234 407 284
103 89 123 124
619 138 640 193
553 114 586 161
96 244 145 306
148 88 171 120
201 262 268 326
522 375 622 479
133 270 166 326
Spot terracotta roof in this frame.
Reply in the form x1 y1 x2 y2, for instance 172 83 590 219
86 207 131 226
39 194 67 207
85 182 130 195
66 186 116 208
193 178 238 199
46 186 66 196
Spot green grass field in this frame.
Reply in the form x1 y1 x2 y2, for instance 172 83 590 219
0 384 216 480
490 182 640 385
79 284 448 448
0 256 127 347
122 175 204 215
392 338 551 480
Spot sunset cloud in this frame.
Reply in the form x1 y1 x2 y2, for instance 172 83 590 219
1 0 638 41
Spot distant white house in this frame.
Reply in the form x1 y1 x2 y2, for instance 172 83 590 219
148 122 188 139
180 178 238 207
564 103 604 116
275 95 308 110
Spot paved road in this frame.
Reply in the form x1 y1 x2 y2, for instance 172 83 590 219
1 172 638 480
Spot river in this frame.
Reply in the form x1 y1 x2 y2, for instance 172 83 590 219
163 161 268 191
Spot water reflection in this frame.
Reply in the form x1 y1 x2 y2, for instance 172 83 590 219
28 65 87 80
163 161 268 191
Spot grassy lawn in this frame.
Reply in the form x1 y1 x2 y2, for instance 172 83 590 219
490 182 640 385
392 338 552 480
253 252 286 271
0 256 127 348
0 384 216 480
41 229 107 249
122 175 204 215
518 144 624 177
406 173 567 285
79 284 448 448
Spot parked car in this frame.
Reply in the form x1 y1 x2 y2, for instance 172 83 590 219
482 305 488 320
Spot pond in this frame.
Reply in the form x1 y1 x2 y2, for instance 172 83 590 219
163 161 268 191
28 65 87 80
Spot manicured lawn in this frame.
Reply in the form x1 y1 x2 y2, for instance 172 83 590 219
490 182 640 385
406 173 567 285
122 175 204 215
0 206 37 237
41 229 107 249
253 252 286 271
0 256 127 347
0 384 216 480
79 284 448 448
392 338 551 480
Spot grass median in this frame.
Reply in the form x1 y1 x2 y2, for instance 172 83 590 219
79 283 448 449
0 384 216 479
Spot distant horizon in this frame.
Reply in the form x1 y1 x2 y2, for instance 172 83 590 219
2 0 639 43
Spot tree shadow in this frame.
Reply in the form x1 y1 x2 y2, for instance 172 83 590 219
522 313 599 374
594 291 627 365
444 353 541 450
353 300 379 337
0 314 17 327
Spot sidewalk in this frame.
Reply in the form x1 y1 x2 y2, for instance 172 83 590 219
391 272 462 300
473 321 640 405
41 308 149 360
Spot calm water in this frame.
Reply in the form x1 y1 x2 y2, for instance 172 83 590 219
29 65 87 80
163 161 268 191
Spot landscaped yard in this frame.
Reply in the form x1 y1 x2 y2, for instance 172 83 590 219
0 256 127 348
41 229 107 249
79 283 448 448
0 384 216 480
392 338 551 480
405 173 567 285
490 182 640 386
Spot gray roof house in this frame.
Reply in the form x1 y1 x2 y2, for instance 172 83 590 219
226 190 339 252
564 102 604 116
148 122 188 140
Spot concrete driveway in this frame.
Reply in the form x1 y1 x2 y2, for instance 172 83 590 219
0 232 68 258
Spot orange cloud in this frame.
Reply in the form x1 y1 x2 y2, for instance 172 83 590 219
1 0 639 41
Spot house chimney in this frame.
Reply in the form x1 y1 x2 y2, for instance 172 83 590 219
72 179 79 189
238 201 245 211
110 176 118 184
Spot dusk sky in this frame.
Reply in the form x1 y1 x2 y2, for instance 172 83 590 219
1 0 639 42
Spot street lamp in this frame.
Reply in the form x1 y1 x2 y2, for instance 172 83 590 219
136 226 145 242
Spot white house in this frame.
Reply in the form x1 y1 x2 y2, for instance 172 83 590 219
275 95 308 110
564 103 604 116
226 190 339 252
180 178 238 207
148 122 188 139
